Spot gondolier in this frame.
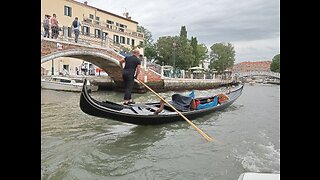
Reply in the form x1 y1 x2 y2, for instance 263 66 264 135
119 49 141 105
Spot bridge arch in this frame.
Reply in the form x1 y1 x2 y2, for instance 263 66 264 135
41 49 123 82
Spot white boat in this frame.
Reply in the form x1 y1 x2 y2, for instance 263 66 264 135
41 76 98 92
237 172 280 180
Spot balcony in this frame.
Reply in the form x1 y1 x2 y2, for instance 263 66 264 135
82 17 144 39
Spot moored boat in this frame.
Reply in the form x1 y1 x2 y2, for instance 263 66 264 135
41 76 98 92
79 79 244 125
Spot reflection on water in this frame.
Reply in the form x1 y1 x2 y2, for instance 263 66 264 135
41 84 280 179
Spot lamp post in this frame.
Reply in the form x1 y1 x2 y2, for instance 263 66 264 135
51 59 54 75
173 42 176 78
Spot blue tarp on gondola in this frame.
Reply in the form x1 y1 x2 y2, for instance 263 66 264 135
196 96 218 110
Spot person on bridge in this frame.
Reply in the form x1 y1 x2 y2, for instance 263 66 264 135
42 15 50 38
72 17 81 43
50 13 59 39
119 49 141 105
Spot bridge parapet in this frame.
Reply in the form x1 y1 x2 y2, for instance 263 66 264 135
236 71 280 79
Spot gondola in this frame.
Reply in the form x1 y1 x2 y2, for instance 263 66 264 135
80 79 244 125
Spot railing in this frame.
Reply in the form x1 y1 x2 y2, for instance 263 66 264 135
41 23 130 52
82 17 144 39
235 71 280 78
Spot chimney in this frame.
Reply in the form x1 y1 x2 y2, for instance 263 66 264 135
84 1 87 5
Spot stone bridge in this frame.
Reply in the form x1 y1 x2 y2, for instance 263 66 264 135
41 38 162 84
236 71 280 79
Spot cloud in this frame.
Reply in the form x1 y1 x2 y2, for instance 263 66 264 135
85 0 280 62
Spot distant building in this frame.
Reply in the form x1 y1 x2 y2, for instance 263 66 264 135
233 61 271 73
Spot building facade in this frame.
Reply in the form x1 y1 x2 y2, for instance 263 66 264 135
233 61 272 73
41 0 144 76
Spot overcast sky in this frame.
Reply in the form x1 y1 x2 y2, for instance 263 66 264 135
84 0 279 63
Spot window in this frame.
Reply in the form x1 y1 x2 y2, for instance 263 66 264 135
64 6 72 17
106 20 114 24
120 36 125 44
82 26 90 36
102 32 108 40
113 35 119 44
127 38 130 45
62 26 72 37
89 14 94 19
95 16 100 25
95 29 101 38
131 39 135 47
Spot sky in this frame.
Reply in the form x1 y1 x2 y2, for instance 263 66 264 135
83 0 280 63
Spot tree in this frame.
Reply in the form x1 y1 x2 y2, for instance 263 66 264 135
197 43 209 67
190 37 198 67
156 36 177 66
180 26 187 39
209 43 235 73
137 25 157 60
155 26 195 70
270 54 280 73
175 26 194 70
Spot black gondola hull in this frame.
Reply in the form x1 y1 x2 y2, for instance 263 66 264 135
80 79 244 125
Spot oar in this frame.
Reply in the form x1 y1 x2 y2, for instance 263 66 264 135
136 79 214 142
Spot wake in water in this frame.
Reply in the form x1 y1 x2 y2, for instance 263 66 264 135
232 131 280 173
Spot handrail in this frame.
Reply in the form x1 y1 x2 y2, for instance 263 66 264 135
41 23 129 52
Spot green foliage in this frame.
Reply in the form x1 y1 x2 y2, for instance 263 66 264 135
270 54 280 73
175 38 195 70
191 37 198 67
142 25 220 72
137 25 157 60
156 36 177 66
138 26 153 45
197 43 209 67
180 26 187 39
209 43 235 73
144 43 158 60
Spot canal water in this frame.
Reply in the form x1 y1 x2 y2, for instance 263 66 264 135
41 83 280 180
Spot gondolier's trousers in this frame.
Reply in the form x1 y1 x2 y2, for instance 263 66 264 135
122 69 135 100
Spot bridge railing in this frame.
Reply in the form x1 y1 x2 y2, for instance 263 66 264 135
235 71 280 78
41 23 128 52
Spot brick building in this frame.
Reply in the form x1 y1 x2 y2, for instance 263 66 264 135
233 61 271 73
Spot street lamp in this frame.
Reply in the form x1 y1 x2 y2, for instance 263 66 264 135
51 59 54 75
173 42 176 78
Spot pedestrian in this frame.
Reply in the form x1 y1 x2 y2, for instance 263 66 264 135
75 67 79 75
81 62 86 75
50 13 59 39
43 15 50 38
72 17 81 43
119 49 141 105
